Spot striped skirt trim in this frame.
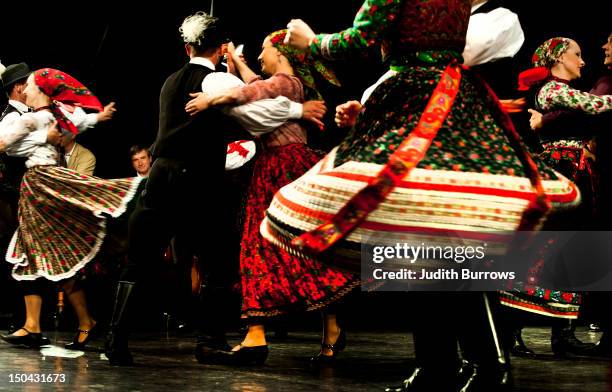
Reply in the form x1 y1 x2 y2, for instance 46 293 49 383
499 291 580 319
265 147 580 247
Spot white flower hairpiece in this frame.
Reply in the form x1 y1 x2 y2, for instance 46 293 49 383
180 11 217 46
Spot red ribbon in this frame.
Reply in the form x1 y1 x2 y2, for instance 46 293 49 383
227 140 251 158
517 67 551 91
292 63 463 254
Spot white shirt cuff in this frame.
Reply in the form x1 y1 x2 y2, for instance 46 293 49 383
288 101 303 119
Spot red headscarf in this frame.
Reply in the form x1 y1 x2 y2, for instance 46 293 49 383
34 68 103 134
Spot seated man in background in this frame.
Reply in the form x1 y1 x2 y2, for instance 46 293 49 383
129 144 152 178
61 134 96 175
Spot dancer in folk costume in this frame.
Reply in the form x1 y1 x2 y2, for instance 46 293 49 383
0 68 140 349
527 33 612 358
186 29 358 365
499 37 612 357
260 1 581 389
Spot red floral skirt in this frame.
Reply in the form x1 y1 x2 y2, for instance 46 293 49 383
239 143 358 318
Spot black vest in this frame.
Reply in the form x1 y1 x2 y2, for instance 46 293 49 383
0 103 27 196
0 103 19 121
152 63 244 169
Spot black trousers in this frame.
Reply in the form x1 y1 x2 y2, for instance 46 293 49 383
1 189 24 328
121 157 239 337
412 292 507 372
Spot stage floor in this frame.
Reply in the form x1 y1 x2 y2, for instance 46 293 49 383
0 327 609 391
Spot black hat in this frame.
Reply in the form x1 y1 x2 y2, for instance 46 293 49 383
1 62 31 89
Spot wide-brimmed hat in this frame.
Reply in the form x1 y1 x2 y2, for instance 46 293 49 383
1 62 31 89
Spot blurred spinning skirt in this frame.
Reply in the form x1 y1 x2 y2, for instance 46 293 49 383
6 165 142 281
262 64 581 274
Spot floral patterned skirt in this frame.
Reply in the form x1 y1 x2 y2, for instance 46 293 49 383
240 143 358 318
540 139 596 214
263 66 581 276
496 140 594 319
6 165 142 281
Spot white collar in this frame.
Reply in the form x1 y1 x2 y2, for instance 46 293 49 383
8 100 29 114
65 143 77 158
189 57 216 71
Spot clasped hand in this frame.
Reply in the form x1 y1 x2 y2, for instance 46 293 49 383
185 93 210 116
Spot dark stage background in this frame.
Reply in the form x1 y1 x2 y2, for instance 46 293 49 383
0 1 608 331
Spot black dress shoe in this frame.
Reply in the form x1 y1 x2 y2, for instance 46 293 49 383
576 333 612 358
510 328 535 357
458 362 513 392
385 367 459 392
385 367 424 392
310 329 346 366
226 344 269 366
577 342 612 358
551 322 596 357
65 323 101 350
1 328 51 348
194 336 232 364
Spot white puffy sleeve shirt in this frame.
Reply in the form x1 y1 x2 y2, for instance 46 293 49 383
462 7 524 67
0 107 97 168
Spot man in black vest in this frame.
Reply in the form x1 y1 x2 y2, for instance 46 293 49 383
0 62 32 333
105 11 243 366
0 62 31 120
0 62 31 211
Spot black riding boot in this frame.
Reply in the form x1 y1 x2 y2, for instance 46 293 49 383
458 293 512 392
386 293 460 392
105 281 135 366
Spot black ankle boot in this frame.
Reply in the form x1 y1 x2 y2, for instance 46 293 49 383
105 281 135 366
551 319 596 356
458 293 513 391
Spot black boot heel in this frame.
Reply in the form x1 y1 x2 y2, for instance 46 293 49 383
105 281 135 366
